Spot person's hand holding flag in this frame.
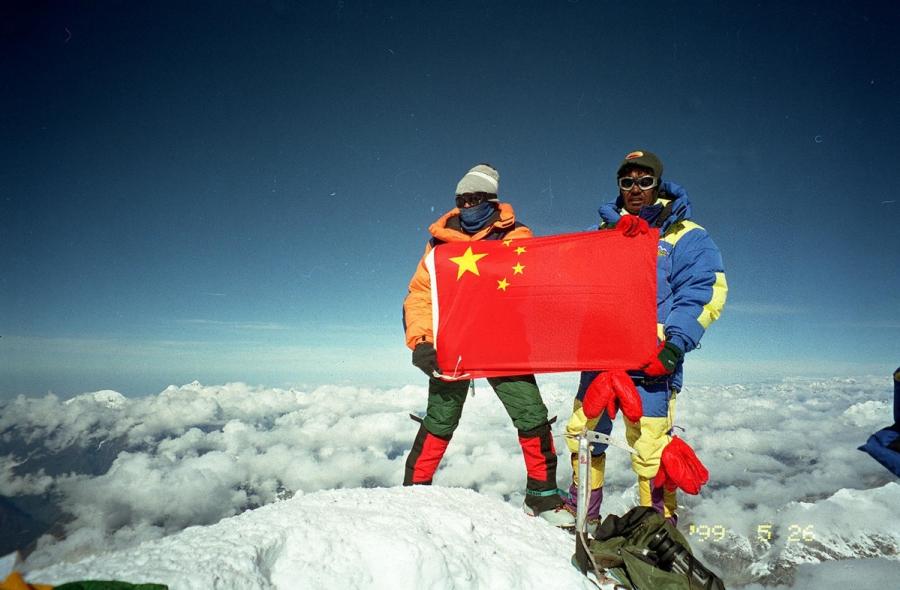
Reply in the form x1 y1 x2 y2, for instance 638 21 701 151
615 216 650 237
640 341 684 377
412 341 439 378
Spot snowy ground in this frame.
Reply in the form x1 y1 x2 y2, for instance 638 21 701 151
26 486 593 590
2 375 899 587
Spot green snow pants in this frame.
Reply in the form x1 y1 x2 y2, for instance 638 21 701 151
422 374 549 437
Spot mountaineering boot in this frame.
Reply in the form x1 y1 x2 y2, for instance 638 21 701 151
649 479 679 526
563 482 603 535
523 501 577 527
403 420 451 485
518 421 575 528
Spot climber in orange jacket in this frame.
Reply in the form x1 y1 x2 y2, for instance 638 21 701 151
401 163 574 528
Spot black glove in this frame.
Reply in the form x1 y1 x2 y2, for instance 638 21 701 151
641 341 684 377
412 342 439 378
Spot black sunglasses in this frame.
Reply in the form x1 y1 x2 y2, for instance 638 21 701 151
456 193 490 208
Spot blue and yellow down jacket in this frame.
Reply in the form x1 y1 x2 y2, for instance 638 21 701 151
598 180 727 392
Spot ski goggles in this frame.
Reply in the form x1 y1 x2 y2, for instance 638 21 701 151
618 175 658 191
455 193 490 208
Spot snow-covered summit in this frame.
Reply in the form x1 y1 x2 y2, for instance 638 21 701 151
27 486 594 590
23 484 900 590
64 389 128 409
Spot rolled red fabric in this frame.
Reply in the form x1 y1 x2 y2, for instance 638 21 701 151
616 215 650 237
653 436 709 495
582 370 643 422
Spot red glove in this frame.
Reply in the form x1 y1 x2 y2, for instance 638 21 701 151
616 216 650 237
582 370 643 422
653 436 709 495
640 341 684 377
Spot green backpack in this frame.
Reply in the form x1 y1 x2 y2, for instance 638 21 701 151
573 506 726 590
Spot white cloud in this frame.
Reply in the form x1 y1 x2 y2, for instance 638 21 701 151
0 455 53 496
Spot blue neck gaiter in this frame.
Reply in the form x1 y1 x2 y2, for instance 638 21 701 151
459 202 496 233
638 202 664 226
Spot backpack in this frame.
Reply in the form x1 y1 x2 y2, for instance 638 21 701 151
574 507 726 590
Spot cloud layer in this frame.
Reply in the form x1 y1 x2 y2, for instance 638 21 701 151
2 374 898 585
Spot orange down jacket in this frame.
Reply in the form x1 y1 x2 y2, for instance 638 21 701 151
403 203 532 350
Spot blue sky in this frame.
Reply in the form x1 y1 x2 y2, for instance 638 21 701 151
2 0 898 397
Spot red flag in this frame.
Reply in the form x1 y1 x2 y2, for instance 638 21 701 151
426 230 658 378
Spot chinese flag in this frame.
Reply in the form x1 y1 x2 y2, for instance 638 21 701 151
426 230 658 378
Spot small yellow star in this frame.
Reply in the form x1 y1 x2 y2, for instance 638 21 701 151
497 278 510 291
515 246 527 255
449 246 488 280
512 262 525 275
503 239 513 247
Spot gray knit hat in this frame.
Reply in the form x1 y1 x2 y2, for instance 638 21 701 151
617 150 663 179
455 164 500 199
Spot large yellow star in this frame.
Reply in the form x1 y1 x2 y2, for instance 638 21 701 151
449 246 488 280
497 278 510 291
512 262 525 275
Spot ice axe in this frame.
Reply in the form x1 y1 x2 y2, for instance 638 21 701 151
573 429 636 534
571 425 633 588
